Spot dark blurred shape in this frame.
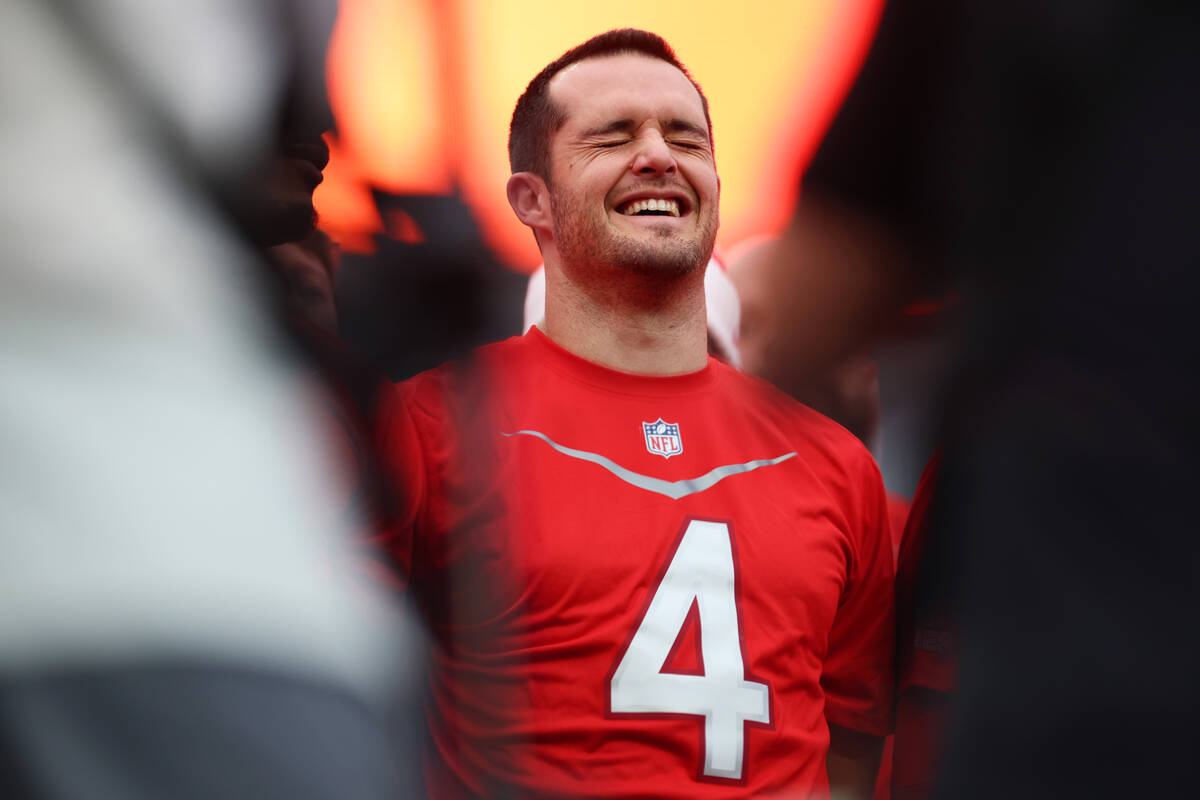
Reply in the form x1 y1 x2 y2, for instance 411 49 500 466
236 0 338 247
791 1 1200 798
248 134 332 247
728 235 881 439
727 234 950 496
889 452 953 800
269 228 342 334
337 189 526 381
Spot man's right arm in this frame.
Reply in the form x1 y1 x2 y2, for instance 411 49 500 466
827 723 887 800
369 381 430 583
819 440 896 797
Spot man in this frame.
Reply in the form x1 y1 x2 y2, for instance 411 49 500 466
382 29 893 799
0 1 409 797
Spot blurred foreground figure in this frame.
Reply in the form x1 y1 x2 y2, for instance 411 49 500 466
0 1 409 797
783 2 1200 798
729 236 882 454
380 29 894 799
269 229 342 334
728 236 911 800
728 237 908 546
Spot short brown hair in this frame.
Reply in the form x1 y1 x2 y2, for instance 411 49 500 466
508 29 712 183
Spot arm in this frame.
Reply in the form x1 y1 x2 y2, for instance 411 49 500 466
820 444 896 798
369 380 430 584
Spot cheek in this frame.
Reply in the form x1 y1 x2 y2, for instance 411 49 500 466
562 148 619 183
558 163 615 203
688 164 720 206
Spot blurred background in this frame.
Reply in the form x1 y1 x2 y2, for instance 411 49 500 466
309 0 945 495
316 0 880 264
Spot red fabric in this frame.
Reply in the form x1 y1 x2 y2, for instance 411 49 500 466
890 452 955 800
874 735 895 800
380 328 894 799
885 491 911 568
894 453 952 695
870 491 909 800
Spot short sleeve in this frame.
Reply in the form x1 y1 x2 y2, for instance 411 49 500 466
371 381 429 582
820 448 896 737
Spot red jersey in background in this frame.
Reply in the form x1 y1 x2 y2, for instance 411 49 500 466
891 452 954 800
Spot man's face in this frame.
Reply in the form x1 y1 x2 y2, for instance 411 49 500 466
543 53 719 278
249 134 331 247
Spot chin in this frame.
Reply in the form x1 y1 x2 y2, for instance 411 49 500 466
615 233 712 277
281 204 318 242
555 204 715 277
626 249 706 277
256 201 316 247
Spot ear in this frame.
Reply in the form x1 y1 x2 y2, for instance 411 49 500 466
507 172 552 233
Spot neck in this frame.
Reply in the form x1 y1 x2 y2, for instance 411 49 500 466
541 258 709 375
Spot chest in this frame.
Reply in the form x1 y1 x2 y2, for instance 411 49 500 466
418 398 855 666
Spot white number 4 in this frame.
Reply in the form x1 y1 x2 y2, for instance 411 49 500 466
609 519 771 781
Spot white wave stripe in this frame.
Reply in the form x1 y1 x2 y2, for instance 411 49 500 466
501 430 796 499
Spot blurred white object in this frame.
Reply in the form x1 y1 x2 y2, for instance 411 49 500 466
0 0 399 700
522 256 743 367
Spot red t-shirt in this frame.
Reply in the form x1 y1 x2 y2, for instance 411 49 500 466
380 328 894 799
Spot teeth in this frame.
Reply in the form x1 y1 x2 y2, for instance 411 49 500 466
620 198 681 217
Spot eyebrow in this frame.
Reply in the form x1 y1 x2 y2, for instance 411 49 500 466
664 119 709 139
581 119 637 138
581 118 709 140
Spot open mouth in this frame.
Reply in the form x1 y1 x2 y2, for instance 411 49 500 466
616 196 686 218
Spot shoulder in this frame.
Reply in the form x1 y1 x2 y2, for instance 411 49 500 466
396 335 529 413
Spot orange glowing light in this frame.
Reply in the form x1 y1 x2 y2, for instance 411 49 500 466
316 0 883 268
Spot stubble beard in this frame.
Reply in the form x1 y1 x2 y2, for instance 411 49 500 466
549 185 716 279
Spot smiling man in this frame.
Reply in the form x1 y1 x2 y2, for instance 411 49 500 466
381 29 894 799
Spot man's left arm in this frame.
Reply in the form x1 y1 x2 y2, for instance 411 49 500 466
827 723 885 800
821 446 896 799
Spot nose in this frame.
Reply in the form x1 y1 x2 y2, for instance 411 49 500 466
630 132 676 176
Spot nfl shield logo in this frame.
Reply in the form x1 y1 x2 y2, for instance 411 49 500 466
642 419 683 459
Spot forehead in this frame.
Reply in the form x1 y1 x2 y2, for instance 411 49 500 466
547 52 707 133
